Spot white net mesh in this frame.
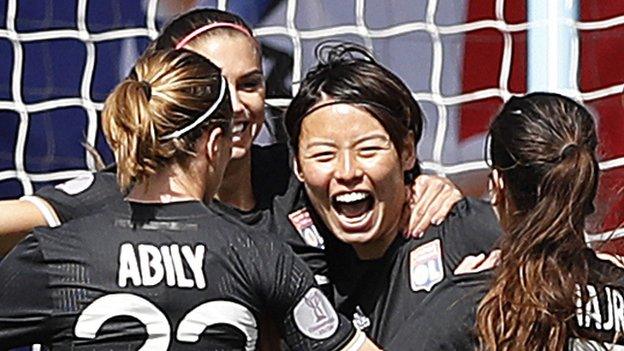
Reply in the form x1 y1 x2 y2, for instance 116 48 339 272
1 0 623 240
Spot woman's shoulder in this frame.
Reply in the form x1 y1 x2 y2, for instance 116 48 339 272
250 143 292 209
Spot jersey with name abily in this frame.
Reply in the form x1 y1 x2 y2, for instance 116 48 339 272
0 200 356 350
320 197 502 348
31 143 327 275
384 249 624 350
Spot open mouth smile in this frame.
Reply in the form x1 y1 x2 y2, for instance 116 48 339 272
330 191 375 231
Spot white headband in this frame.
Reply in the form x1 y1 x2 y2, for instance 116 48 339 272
160 76 228 140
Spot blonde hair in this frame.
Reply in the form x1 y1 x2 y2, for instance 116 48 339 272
102 49 231 192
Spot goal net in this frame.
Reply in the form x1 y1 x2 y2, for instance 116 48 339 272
0 0 623 247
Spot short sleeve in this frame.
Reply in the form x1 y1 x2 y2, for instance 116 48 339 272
29 171 120 223
251 240 356 350
0 234 55 348
438 197 503 270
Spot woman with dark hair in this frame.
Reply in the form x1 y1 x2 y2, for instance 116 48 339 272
284 43 502 348
0 48 379 350
384 93 624 351
476 93 624 350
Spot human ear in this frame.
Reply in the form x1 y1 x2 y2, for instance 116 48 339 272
489 169 505 205
206 127 227 163
401 131 417 171
293 157 305 183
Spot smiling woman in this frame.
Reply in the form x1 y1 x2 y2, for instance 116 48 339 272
285 43 502 349
286 44 421 260
296 103 414 259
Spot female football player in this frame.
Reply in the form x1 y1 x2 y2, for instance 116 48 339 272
476 93 624 350
0 48 379 350
384 93 624 351
0 9 460 254
284 43 502 348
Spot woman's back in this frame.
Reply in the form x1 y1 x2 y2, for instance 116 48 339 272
0 198 357 349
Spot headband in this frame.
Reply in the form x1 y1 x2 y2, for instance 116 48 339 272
175 23 253 50
160 76 228 140
300 100 413 130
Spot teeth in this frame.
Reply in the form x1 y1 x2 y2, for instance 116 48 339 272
232 122 245 134
335 192 368 204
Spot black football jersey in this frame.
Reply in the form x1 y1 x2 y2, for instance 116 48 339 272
316 197 503 347
31 144 291 226
28 144 331 296
0 200 356 350
28 170 121 225
384 250 624 350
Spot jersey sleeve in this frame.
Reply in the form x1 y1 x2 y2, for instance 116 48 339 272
250 239 356 350
438 197 503 271
27 171 120 224
0 234 55 348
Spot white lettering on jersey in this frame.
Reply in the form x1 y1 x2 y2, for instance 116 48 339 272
55 172 95 195
409 239 444 292
118 243 141 287
75 293 257 350
75 293 170 350
575 284 624 333
293 287 339 340
118 243 206 289
160 245 177 286
177 301 257 351
181 245 206 289
138 244 164 286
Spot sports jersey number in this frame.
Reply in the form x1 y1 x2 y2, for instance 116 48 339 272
74 293 257 350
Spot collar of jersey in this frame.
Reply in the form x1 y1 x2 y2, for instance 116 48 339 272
125 200 209 220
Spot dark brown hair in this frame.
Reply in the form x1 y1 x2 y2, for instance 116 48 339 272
284 42 423 179
102 49 232 191
477 92 599 351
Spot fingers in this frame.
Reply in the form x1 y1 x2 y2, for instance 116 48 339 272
429 186 462 226
454 250 501 275
454 253 486 275
406 179 444 238
405 175 463 238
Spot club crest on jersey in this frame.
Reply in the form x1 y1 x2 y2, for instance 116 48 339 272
293 287 338 340
55 172 95 195
288 208 325 249
409 239 444 292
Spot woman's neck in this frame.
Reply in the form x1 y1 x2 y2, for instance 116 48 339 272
127 165 204 203
352 225 401 260
215 153 256 211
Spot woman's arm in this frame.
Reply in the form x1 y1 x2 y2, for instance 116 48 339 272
339 330 382 351
0 199 58 255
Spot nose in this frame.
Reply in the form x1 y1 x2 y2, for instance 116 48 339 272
228 83 244 115
334 150 363 182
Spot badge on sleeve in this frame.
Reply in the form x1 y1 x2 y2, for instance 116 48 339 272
409 239 444 292
288 208 325 249
55 173 95 195
293 288 339 339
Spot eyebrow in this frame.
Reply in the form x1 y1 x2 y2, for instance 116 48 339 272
353 133 391 145
303 140 336 149
240 69 263 79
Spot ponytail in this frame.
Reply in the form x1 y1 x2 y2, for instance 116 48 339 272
477 93 599 351
102 49 231 192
